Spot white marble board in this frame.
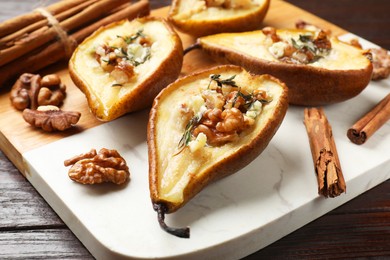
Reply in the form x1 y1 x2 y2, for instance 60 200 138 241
19 33 390 260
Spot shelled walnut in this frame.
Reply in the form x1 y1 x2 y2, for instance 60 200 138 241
10 73 66 110
64 148 130 185
371 48 390 80
22 105 81 132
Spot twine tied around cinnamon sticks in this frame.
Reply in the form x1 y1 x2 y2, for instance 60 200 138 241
34 7 78 58
0 0 150 88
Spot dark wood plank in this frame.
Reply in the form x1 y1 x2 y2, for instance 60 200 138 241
0 151 64 229
0 229 93 259
330 180 390 214
246 182 390 258
286 0 390 50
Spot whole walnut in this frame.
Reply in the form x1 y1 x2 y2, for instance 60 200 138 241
10 73 66 110
64 148 130 185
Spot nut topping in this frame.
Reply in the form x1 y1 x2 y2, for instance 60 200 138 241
94 29 152 85
264 26 332 64
64 148 130 185
178 74 272 150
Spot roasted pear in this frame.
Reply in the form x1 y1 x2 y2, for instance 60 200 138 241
191 27 373 106
148 65 288 237
168 0 270 37
69 17 183 121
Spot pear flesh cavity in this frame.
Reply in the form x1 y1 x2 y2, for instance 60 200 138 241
69 17 183 121
172 0 265 20
148 65 288 237
197 27 373 106
169 0 270 36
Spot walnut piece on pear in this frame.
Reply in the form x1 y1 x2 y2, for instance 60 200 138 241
64 148 130 185
22 105 81 132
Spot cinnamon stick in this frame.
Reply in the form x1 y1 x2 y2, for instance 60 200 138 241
304 107 346 198
0 0 130 67
71 1 150 42
0 0 87 38
0 0 150 87
347 93 390 144
0 0 100 49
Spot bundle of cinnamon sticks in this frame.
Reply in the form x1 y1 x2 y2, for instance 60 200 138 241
0 0 150 87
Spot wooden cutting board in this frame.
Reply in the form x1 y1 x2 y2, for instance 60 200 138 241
0 0 346 173
1 1 389 259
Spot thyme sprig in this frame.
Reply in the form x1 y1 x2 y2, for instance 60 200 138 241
232 88 252 108
130 47 151 66
130 29 145 41
208 74 238 89
112 29 151 66
177 73 239 153
117 29 145 44
175 113 202 155
176 73 273 152
291 34 328 63
232 88 272 109
291 35 316 53
102 58 114 65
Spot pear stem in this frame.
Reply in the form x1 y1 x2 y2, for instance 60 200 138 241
183 42 201 55
154 203 190 238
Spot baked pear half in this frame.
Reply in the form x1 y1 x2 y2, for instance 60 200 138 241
148 65 288 237
194 27 373 106
168 0 270 37
69 17 183 121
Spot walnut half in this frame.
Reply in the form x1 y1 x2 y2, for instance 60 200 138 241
64 148 130 185
22 105 81 132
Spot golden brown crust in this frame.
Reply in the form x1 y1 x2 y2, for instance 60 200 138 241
168 0 270 37
148 65 288 213
69 17 183 121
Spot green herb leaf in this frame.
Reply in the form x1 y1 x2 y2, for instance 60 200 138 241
299 34 312 43
208 74 238 89
177 113 202 151
130 29 145 42
128 46 151 66
257 98 272 104
232 88 252 108
117 29 144 44
290 34 330 63
117 35 130 44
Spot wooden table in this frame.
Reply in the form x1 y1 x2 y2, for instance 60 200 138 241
1 0 389 258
